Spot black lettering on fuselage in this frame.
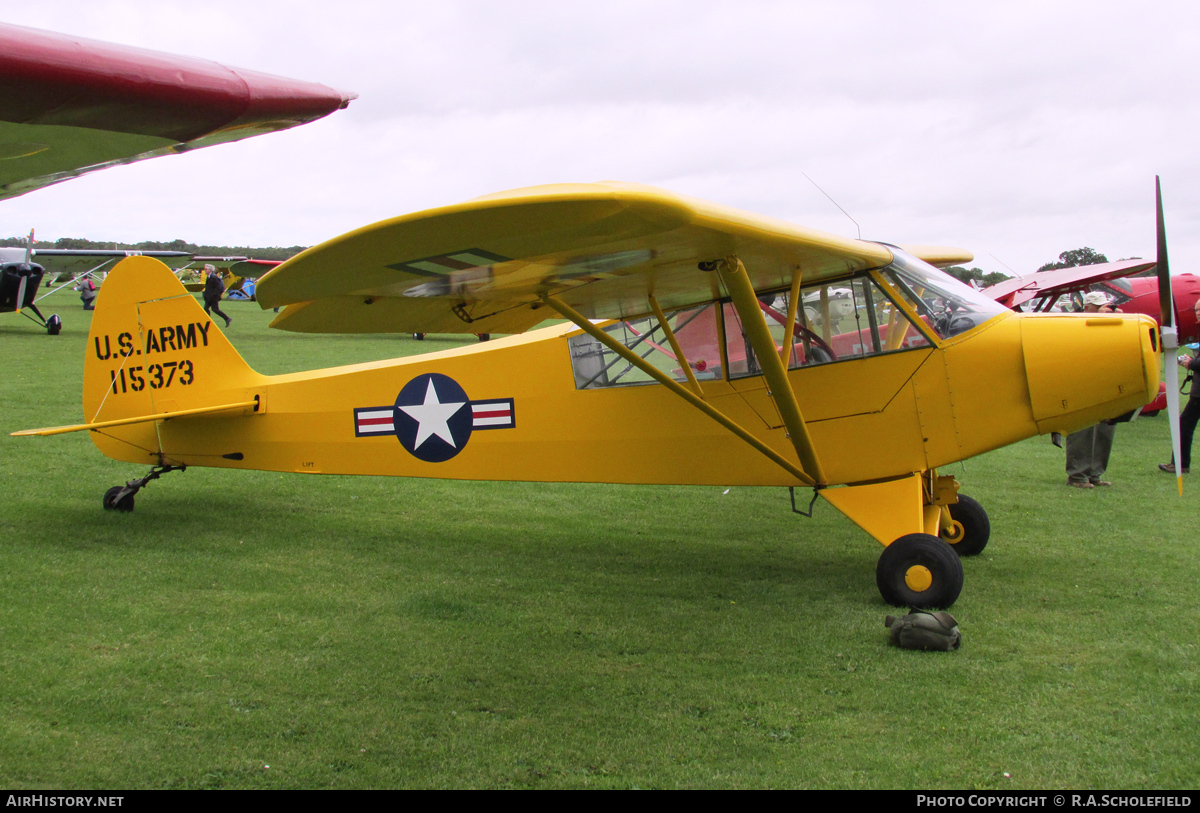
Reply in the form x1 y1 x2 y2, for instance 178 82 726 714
159 325 176 351
144 330 161 354
117 332 134 357
176 323 197 350
197 321 212 347
94 335 112 360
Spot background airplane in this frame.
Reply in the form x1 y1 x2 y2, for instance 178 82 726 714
983 260 1200 343
179 257 282 298
0 21 354 333
982 257 1200 417
2 234 192 305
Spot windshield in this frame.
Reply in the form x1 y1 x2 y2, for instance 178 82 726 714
879 247 1008 339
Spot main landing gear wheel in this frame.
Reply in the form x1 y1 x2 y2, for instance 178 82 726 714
939 494 990 557
103 486 134 513
877 533 964 609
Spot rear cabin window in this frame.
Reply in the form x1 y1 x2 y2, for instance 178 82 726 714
569 304 723 389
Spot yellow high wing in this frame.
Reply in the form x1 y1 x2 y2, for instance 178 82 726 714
256 181 955 332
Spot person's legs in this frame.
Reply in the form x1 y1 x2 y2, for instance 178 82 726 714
1179 395 1200 471
1065 427 1095 485
1090 422 1115 484
204 298 231 326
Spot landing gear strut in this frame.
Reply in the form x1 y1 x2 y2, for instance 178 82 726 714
102 464 186 512
16 302 60 334
939 494 990 556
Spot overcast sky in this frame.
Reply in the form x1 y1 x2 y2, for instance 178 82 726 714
3 1 1198 277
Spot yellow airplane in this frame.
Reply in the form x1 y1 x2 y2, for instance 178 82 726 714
179 258 282 297
14 182 1163 610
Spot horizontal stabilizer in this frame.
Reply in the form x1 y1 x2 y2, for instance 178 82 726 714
12 399 259 437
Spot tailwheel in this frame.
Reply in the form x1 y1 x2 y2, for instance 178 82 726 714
103 486 135 512
47 314 62 335
877 533 964 609
100 464 185 513
939 494 990 557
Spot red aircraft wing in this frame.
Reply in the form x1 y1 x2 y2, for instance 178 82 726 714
0 22 355 201
982 259 1156 309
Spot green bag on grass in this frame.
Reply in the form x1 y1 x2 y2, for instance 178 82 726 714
885 611 961 651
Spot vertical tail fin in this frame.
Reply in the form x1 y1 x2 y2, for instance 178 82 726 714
84 256 265 464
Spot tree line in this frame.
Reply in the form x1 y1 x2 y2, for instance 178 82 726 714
0 236 306 262
949 246 1128 287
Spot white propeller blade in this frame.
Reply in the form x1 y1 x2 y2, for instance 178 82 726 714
1156 176 1183 496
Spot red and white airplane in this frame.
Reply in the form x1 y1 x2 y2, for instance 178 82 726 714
984 260 1200 344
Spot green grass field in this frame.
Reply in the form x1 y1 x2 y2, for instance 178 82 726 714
1 287 1196 789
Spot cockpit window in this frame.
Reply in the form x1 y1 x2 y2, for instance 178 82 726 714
881 247 1007 339
567 248 1007 389
724 273 934 378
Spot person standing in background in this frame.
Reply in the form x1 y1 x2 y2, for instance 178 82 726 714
1159 298 1200 475
1066 292 1121 488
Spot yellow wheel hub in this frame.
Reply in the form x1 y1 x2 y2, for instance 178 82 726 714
941 521 965 544
904 565 933 592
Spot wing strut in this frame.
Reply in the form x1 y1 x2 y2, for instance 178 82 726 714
540 294 815 486
35 261 115 304
717 256 827 487
780 270 803 365
648 294 704 397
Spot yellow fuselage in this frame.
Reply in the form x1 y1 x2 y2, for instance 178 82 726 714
86 265 1159 490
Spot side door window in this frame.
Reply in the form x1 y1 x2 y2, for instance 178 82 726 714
723 275 931 378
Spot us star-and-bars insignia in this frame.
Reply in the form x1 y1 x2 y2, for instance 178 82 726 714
353 372 515 462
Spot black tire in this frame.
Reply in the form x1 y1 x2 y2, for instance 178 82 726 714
940 494 990 557
412 333 426 341
47 314 62 335
103 486 134 513
876 533 963 609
